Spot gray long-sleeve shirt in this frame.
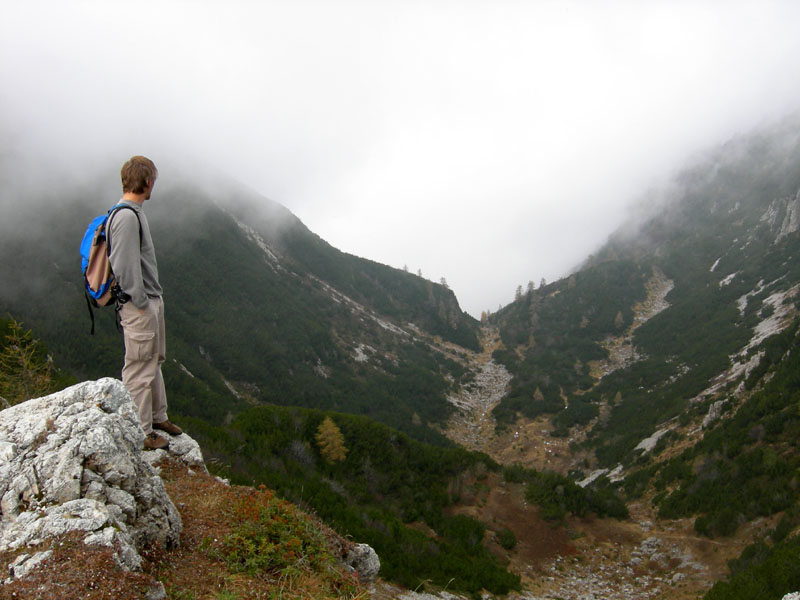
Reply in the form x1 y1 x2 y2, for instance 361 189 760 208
107 201 162 308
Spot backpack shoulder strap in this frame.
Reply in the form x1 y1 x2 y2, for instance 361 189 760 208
105 204 142 256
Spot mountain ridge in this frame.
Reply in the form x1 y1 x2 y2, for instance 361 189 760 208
0 170 480 446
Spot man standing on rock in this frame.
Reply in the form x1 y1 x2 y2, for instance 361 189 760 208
108 156 183 450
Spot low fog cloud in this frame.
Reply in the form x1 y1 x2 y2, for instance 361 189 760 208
3 1 800 316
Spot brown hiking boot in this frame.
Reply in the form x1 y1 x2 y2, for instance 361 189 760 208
144 431 169 450
153 420 183 436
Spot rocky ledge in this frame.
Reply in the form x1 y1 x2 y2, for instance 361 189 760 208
0 378 184 581
0 378 379 592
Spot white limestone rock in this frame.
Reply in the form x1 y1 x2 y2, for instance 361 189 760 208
702 400 727 428
777 189 800 241
345 542 381 582
0 378 183 579
141 432 206 472
6 550 53 582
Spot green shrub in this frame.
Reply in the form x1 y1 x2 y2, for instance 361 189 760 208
208 484 361 596
497 528 517 550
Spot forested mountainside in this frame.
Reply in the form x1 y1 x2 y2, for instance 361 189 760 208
0 172 478 446
489 116 800 597
491 115 800 466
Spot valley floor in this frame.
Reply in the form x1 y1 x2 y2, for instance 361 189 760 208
431 327 756 600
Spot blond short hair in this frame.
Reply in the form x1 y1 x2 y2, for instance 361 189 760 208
121 156 158 194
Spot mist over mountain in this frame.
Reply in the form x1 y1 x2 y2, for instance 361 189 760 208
2 115 800 597
0 162 479 448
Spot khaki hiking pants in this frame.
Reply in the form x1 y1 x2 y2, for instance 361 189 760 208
119 296 168 435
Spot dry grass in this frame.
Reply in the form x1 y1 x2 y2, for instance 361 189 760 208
0 458 368 600
0 532 159 599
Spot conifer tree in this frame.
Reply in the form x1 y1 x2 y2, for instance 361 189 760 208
315 416 348 464
0 319 53 408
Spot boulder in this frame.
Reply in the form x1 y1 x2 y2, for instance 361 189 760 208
345 542 381 582
142 431 206 472
0 378 182 578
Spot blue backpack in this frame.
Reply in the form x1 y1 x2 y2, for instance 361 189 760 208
80 204 141 333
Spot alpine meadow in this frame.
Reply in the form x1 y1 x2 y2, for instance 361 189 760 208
2 114 800 599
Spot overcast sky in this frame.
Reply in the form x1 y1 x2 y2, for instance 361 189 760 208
3 1 800 317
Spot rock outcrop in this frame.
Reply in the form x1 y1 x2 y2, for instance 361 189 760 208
0 378 183 579
0 378 381 593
